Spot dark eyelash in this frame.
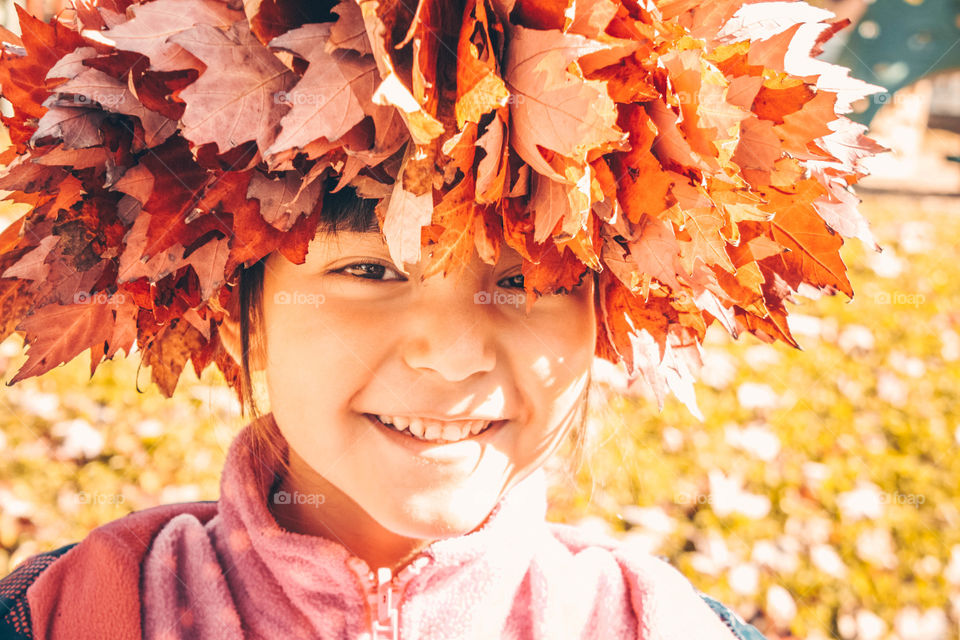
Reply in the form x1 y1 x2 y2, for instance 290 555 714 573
338 262 402 281
339 262 526 289
501 273 524 289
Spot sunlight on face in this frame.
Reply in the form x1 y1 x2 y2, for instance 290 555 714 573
260 229 596 539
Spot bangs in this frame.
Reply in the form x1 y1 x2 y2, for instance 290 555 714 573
316 180 380 235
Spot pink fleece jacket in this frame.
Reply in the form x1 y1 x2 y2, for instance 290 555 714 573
26 413 741 640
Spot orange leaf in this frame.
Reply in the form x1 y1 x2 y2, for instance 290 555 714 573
763 179 852 298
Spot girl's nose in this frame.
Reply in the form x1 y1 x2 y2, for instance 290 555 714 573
400 274 498 382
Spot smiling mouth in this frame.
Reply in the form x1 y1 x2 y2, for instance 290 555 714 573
364 414 502 443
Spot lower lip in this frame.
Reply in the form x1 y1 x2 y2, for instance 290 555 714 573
363 413 506 457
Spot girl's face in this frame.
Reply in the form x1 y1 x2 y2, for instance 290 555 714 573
258 230 596 540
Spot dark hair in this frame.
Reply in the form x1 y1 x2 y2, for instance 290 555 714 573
235 183 593 476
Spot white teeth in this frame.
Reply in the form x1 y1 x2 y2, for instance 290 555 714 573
374 415 495 442
408 420 425 438
441 424 462 441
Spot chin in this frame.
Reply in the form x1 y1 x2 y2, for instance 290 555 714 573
379 494 497 540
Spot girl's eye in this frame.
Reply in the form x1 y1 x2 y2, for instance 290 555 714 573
499 273 524 289
335 263 530 290
337 262 406 282
499 272 585 295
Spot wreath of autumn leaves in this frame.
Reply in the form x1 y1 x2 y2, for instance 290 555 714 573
0 0 886 418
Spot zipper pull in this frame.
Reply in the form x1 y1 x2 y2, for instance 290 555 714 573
372 567 399 640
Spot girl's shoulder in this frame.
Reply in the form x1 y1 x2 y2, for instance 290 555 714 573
0 543 76 640
544 521 770 640
0 500 218 640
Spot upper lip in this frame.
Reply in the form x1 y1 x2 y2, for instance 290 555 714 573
365 412 508 423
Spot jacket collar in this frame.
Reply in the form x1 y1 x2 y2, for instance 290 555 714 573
207 412 550 636
29 412 550 640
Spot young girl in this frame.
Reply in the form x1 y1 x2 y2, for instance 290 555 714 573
2 182 768 640
0 0 881 637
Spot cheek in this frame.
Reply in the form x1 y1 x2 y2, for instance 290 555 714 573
505 292 596 464
519 291 597 378
262 275 386 377
260 296 384 456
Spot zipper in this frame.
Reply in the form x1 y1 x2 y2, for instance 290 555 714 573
346 554 433 640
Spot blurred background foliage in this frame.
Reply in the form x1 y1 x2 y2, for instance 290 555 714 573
546 193 960 640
